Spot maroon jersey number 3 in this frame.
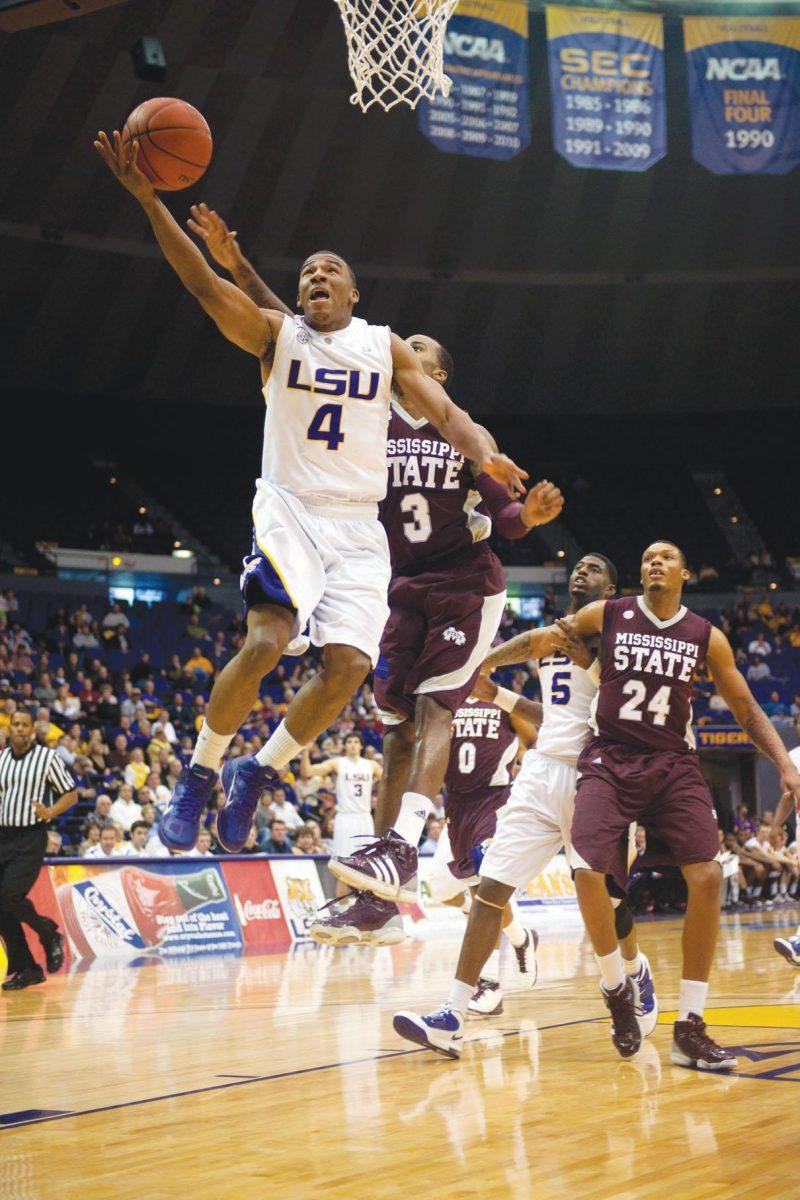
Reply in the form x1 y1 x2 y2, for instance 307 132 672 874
592 596 711 754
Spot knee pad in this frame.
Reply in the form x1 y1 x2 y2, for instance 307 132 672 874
614 899 634 941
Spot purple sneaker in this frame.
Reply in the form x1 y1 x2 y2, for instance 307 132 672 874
329 830 418 903
671 1013 738 1072
218 756 277 853
393 1003 464 1058
309 891 405 947
159 764 217 852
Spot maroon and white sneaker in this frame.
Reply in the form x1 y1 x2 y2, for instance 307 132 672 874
308 891 406 947
467 978 503 1017
329 830 419 904
671 1013 738 1072
512 929 539 985
601 977 642 1059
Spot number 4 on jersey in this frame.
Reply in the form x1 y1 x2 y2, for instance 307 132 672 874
307 403 344 451
619 680 672 727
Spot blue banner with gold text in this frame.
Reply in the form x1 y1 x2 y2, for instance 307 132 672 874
684 17 800 174
418 0 530 160
546 5 666 171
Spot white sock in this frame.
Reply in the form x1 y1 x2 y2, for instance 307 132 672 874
255 721 303 771
678 978 709 1021
392 792 432 846
190 721 233 772
623 952 643 976
596 947 625 992
448 979 473 1017
503 905 527 949
483 949 500 983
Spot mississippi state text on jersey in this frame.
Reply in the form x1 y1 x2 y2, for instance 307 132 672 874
381 399 497 571
262 314 393 503
445 697 519 800
591 595 711 753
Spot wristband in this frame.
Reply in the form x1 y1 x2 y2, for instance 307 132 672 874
493 686 519 714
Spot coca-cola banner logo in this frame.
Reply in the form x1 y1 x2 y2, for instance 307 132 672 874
220 861 290 951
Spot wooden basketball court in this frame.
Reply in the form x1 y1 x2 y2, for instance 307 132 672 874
2 908 799 1200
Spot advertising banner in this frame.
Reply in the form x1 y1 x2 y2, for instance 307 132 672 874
684 16 800 174
418 0 531 160
696 726 755 752
546 5 666 171
268 857 329 942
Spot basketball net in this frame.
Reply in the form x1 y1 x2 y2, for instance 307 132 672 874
333 0 459 112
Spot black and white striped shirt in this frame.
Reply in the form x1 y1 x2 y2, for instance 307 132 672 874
0 744 75 827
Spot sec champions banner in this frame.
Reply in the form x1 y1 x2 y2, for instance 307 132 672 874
418 0 530 160
546 5 666 171
684 17 800 175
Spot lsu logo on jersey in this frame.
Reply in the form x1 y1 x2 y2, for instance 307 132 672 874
287 359 380 401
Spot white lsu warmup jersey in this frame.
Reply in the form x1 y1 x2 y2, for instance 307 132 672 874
335 757 375 816
533 650 599 763
261 314 393 505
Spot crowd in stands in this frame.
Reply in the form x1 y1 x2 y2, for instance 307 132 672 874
0 588 797 922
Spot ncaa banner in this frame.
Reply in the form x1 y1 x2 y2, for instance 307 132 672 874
684 17 800 174
418 0 530 160
546 5 666 171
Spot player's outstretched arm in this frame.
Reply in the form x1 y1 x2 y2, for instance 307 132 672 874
299 748 338 780
93 131 280 358
481 602 606 672
475 474 564 538
472 674 541 748
187 203 294 316
707 626 800 813
389 334 527 495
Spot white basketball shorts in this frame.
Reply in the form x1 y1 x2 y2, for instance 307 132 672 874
331 810 375 859
242 480 391 666
479 750 590 891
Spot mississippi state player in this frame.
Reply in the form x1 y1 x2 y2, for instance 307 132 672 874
540 541 799 1069
325 336 563 929
431 690 541 1016
300 734 381 899
94 145 527 858
394 554 657 1057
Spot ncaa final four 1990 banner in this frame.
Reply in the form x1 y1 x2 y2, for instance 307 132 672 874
546 6 666 171
417 0 530 160
684 17 800 175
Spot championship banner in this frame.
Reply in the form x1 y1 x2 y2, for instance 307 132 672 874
417 0 531 160
684 17 800 175
546 5 666 172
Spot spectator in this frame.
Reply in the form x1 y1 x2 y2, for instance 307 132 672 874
746 656 773 682
102 603 130 652
109 783 142 832
124 747 148 790
239 825 262 855
185 646 214 683
46 829 67 858
73 622 99 649
259 819 292 854
187 829 214 858
762 691 788 717
748 632 772 657
292 826 317 855
121 821 151 858
84 824 121 858
420 816 444 854
267 785 303 832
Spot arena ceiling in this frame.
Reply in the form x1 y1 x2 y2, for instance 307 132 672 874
1 0 798 417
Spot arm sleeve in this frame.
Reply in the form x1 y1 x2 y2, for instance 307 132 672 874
47 754 76 798
474 474 528 540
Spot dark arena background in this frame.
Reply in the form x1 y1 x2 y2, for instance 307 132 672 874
1 1 799 1197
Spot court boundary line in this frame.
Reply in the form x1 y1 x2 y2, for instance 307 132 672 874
0 1016 604 1131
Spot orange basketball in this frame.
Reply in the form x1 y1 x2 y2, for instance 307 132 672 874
122 97 212 192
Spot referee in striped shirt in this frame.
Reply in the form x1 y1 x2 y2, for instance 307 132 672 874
0 709 76 991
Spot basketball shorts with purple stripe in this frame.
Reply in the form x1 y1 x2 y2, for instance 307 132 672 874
374 548 506 724
571 738 720 896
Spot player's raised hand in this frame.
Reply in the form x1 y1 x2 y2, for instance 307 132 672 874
480 452 528 497
93 130 154 203
187 203 243 272
779 765 800 816
521 480 564 528
553 617 592 670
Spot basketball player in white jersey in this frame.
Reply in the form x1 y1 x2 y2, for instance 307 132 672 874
394 554 659 1057
95 133 527 856
300 735 381 895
